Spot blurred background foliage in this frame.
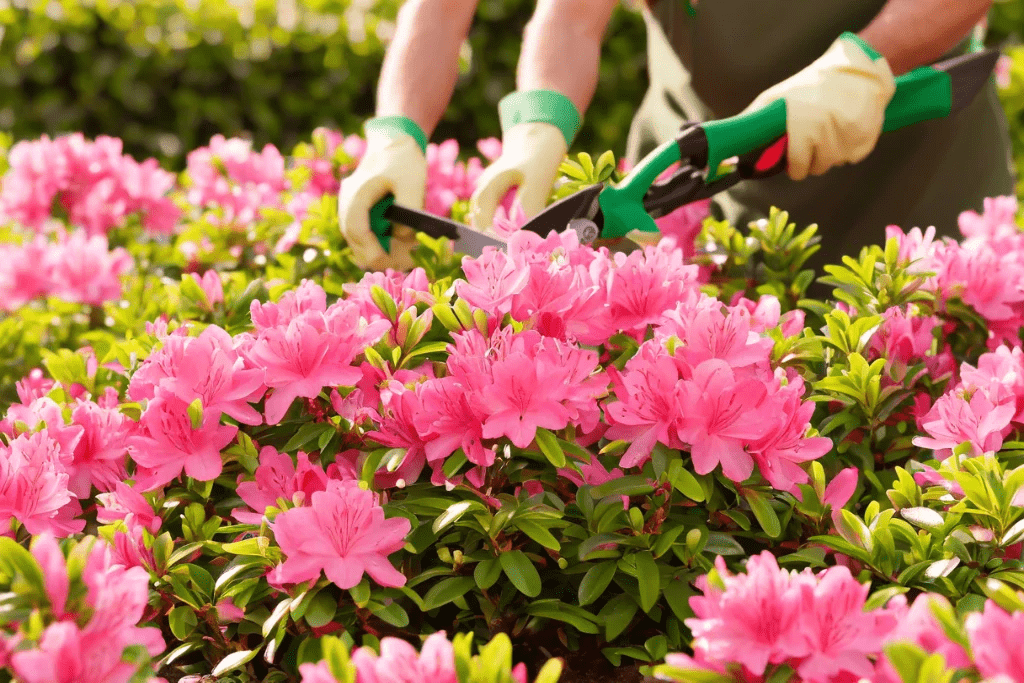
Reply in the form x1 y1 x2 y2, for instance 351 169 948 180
0 0 646 169
0 0 1020 176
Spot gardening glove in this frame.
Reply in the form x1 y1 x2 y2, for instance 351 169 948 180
469 90 581 230
338 116 428 271
742 32 896 181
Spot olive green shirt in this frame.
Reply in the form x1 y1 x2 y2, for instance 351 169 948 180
626 0 1016 274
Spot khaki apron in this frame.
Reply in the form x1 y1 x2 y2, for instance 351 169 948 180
626 0 1017 274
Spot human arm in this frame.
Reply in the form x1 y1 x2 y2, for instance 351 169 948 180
339 0 478 271
375 0 480 137
468 0 618 229
858 0 993 76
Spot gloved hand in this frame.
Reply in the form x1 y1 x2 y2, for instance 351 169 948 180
742 32 896 181
338 116 428 271
469 90 581 230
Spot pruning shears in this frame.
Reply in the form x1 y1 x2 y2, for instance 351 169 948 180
368 48 1001 256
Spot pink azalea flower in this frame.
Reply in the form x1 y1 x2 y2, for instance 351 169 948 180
188 270 224 310
32 533 69 619
456 248 531 317
366 381 430 489
352 632 460 683
138 324 266 426
652 198 710 258
232 446 330 524
270 479 411 589
48 230 133 306
913 387 1014 459
185 134 287 224
686 552 808 675
0 235 57 310
95 481 161 535
791 565 903 682
298 662 338 683
600 242 701 339
821 467 859 511
480 351 573 449
0 432 81 537
245 301 389 425
413 377 491 468
605 343 686 467
128 395 238 490
342 268 435 322
965 600 1024 681
676 359 772 482
686 552 903 682
881 594 970 670
67 400 131 498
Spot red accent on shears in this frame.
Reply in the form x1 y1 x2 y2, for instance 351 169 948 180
756 135 788 173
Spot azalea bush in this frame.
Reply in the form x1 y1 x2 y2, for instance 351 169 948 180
3 123 1024 683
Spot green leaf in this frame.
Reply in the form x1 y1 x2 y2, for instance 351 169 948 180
500 550 542 597
744 490 782 538
535 428 566 467
578 561 617 606
212 649 258 676
168 605 198 640
422 577 476 611
526 599 601 634
432 500 480 534
515 519 561 552
633 551 660 612
474 558 502 591
304 590 338 628
0 538 45 595
598 594 638 641
591 475 655 499
282 423 335 453
668 461 705 502
262 599 293 638
663 577 695 621
369 601 410 628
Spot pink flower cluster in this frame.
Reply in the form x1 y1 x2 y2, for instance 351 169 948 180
121 280 389 490
299 632 528 683
604 291 828 491
0 133 180 235
0 230 133 310
423 138 501 216
6 534 164 683
872 594 1024 683
667 551 904 683
887 196 1024 347
913 344 1024 459
185 134 288 224
663 552 1024 683
366 325 607 488
457 228 704 346
0 390 133 537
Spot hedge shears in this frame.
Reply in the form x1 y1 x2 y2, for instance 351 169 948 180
368 48 1000 256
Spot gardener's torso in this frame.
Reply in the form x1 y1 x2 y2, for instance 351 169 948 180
627 0 1016 274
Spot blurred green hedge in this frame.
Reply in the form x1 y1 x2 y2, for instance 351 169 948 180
0 0 646 169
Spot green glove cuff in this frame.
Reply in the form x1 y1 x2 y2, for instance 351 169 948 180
498 90 582 147
364 116 428 154
840 31 884 61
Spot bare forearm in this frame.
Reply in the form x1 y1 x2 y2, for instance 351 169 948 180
858 0 992 75
376 0 478 136
517 0 619 118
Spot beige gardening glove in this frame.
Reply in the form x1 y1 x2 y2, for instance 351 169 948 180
469 121 569 230
743 32 896 181
338 117 428 271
